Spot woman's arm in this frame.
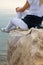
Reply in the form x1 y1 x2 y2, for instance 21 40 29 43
40 0 43 5
16 1 30 12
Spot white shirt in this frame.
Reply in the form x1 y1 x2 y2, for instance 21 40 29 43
27 0 43 17
38 5 43 17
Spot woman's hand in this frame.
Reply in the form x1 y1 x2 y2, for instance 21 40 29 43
16 7 21 12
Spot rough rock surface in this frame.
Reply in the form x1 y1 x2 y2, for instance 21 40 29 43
7 28 43 65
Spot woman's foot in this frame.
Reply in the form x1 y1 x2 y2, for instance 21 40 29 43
0 28 9 33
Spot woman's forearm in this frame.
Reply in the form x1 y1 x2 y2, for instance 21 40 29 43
19 1 30 12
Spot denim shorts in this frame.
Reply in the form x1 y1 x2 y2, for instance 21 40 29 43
22 15 42 28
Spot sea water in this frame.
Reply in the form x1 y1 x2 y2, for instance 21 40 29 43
0 13 15 55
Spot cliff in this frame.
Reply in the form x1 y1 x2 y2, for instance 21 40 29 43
7 28 43 65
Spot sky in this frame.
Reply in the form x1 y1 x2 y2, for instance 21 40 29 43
0 0 26 14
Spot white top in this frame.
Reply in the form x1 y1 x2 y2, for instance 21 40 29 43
38 5 43 17
27 0 43 17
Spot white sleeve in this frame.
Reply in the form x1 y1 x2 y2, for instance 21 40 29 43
27 0 33 5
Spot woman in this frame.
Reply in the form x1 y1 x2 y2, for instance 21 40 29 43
1 0 43 32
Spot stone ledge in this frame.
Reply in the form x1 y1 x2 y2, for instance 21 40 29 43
7 28 43 65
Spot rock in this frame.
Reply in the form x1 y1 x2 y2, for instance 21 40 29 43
7 28 43 65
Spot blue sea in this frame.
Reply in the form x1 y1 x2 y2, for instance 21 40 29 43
0 13 15 55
